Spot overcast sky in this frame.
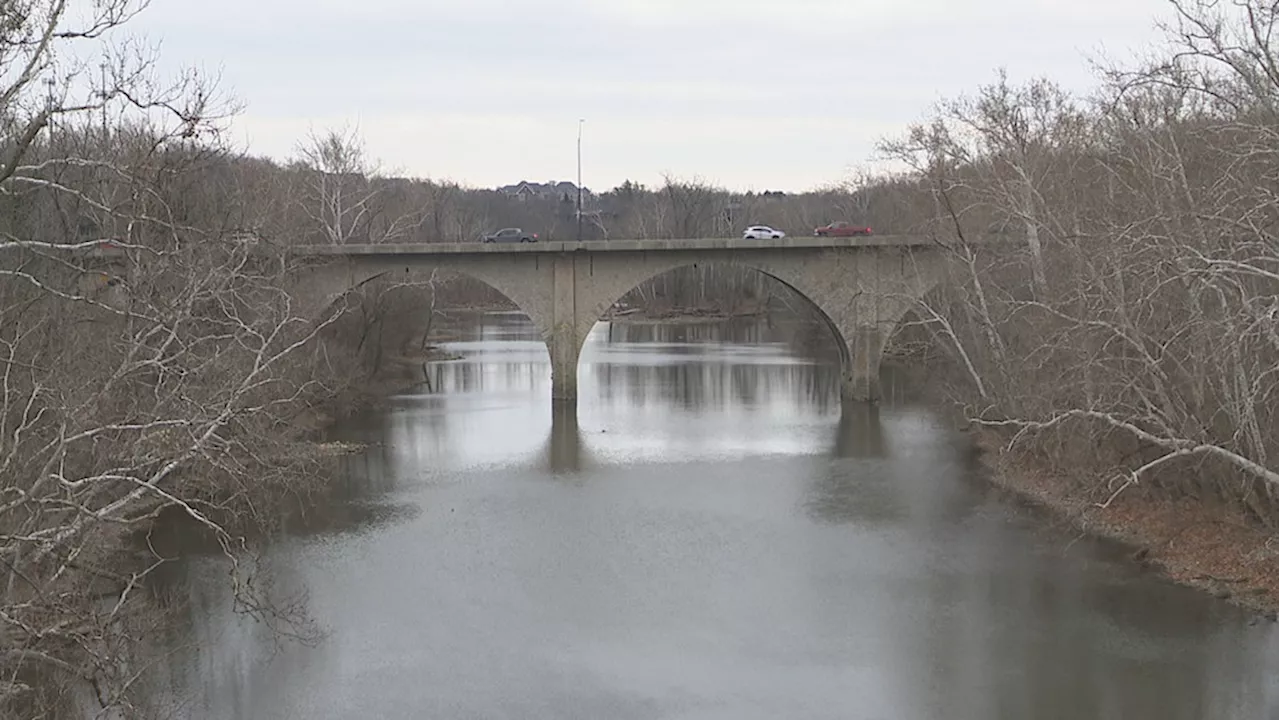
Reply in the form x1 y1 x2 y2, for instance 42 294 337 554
131 0 1172 192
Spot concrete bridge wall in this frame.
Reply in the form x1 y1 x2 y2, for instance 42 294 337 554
292 237 947 404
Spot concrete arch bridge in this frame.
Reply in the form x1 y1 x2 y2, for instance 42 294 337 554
292 236 957 404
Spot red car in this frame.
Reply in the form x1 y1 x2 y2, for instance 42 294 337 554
814 222 872 237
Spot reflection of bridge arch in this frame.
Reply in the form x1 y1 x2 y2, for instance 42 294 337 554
592 261 855 391
290 238 951 405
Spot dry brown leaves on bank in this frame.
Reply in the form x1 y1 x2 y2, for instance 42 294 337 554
974 431 1278 616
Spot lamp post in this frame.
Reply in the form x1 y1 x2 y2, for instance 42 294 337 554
99 62 108 135
43 78 56 144
576 119 584 242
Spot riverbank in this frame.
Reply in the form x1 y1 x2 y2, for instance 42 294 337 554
292 344 461 439
603 306 767 324
973 430 1277 618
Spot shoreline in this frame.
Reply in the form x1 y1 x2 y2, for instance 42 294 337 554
602 307 768 324
295 347 460 434
972 429 1277 618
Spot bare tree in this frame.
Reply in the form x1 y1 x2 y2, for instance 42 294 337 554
660 174 721 239
422 179 461 241
879 72 1092 296
0 3 364 715
293 126 422 244
874 0 1277 524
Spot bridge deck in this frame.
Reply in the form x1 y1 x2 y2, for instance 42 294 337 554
291 235 948 256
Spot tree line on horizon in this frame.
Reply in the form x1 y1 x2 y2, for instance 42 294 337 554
72 129 932 245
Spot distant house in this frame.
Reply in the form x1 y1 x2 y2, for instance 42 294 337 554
498 180 592 202
505 181 540 201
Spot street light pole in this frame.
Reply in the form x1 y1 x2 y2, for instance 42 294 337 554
99 62 108 135
43 78 56 145
576 119 584 243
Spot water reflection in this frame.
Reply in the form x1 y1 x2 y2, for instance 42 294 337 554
831 401 887 459
902 506 1276 720
153 312 1277 720
587 323 840 415
544 400 585 474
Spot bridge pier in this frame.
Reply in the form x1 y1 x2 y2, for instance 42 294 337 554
843 325 886 403
550 256 582 403
550 336 580 401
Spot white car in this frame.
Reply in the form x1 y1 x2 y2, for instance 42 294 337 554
742 225 785 240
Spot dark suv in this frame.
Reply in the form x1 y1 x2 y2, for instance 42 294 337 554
814 222 873 237
481 228 537 243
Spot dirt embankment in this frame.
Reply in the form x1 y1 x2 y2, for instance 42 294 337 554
972 430 1277 618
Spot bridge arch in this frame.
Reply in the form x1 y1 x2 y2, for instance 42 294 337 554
292 255 560 361
566 252 928 403
578 260 852 380
292 243 945 405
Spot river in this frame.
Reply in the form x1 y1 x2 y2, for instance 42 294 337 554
151 312 1277 720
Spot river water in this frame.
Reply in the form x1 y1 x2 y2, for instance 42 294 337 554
154 312 1276 719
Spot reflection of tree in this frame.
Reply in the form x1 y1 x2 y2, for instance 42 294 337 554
589 320 843 413
429 361 480 395
903 502 1276 719
336 443 400 499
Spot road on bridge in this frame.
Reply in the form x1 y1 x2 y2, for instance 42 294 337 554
289 235 954 257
